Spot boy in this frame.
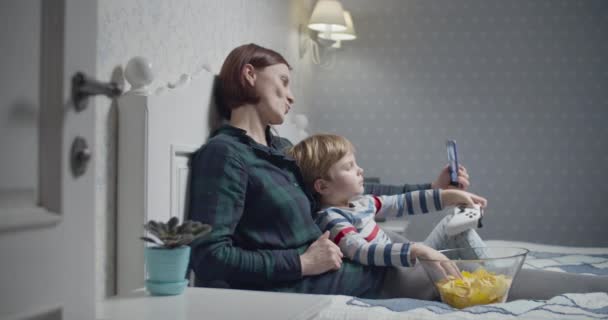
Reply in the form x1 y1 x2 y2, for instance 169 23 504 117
288 134 488 298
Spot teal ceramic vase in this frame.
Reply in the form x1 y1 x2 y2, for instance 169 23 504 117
144 246 190 295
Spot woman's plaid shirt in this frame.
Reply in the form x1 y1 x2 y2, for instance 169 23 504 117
188 125 430 297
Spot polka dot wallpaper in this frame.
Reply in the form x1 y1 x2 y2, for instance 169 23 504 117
309 0 608 246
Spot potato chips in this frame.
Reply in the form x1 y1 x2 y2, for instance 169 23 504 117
435 268 512 309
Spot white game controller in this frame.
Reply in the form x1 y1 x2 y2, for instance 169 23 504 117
445 205 484 236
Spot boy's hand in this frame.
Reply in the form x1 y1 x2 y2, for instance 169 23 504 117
441 189 488 209
410 243 461 279
432 164 470 190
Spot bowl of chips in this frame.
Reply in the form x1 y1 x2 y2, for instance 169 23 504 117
417 247 529 309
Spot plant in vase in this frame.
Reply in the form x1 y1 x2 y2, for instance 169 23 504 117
140 217 212 295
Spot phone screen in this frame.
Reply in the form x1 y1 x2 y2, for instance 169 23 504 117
446 140 459 187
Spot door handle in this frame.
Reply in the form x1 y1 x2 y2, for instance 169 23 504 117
68 72 122 177
71 71 122 111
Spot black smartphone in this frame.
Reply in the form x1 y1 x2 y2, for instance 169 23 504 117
446 140 459 187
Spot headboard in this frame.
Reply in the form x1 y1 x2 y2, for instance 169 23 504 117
115 57 310 295
116 57 218 294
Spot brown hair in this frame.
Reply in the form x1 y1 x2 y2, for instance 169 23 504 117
287 134 355 193
215 43 292 119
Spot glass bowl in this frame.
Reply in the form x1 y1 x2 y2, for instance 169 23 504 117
417 247 529 309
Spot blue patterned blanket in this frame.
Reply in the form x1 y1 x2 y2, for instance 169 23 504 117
317 241 608 319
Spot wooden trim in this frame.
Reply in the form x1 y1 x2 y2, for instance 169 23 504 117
0 207 61 233
0 189 61 232
169 144 197 221
38 0 65 214
3 304 62 320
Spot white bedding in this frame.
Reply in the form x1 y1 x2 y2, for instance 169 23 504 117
486 240 608 276
316 240 608 319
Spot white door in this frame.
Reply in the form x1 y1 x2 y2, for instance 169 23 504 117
1 1 100 319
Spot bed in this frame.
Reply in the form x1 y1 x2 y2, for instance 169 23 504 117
115 56 608 319
317 240 608 319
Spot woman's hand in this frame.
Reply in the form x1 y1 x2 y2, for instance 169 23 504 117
432 164 470 190
410 243 461 279
441 189 487 209
300 231 344 276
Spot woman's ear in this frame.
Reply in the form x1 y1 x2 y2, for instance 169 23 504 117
242 64 256 87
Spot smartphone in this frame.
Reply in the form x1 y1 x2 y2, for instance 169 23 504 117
446 140 459 187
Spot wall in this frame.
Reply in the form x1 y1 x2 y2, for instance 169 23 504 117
0 0 39 191
94 0 314 299
309 0 608 246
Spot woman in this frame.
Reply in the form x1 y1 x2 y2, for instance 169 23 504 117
188 43 607 299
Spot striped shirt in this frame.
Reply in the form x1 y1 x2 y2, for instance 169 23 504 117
315 190 443 267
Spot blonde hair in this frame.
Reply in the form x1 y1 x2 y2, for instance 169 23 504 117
287 134 355 192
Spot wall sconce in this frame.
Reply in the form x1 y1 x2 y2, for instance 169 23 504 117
308 0 347 35
317 11 356 49
300 0 357 67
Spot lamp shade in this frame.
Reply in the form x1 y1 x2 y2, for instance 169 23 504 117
318 10 356 41
308 0 347 33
